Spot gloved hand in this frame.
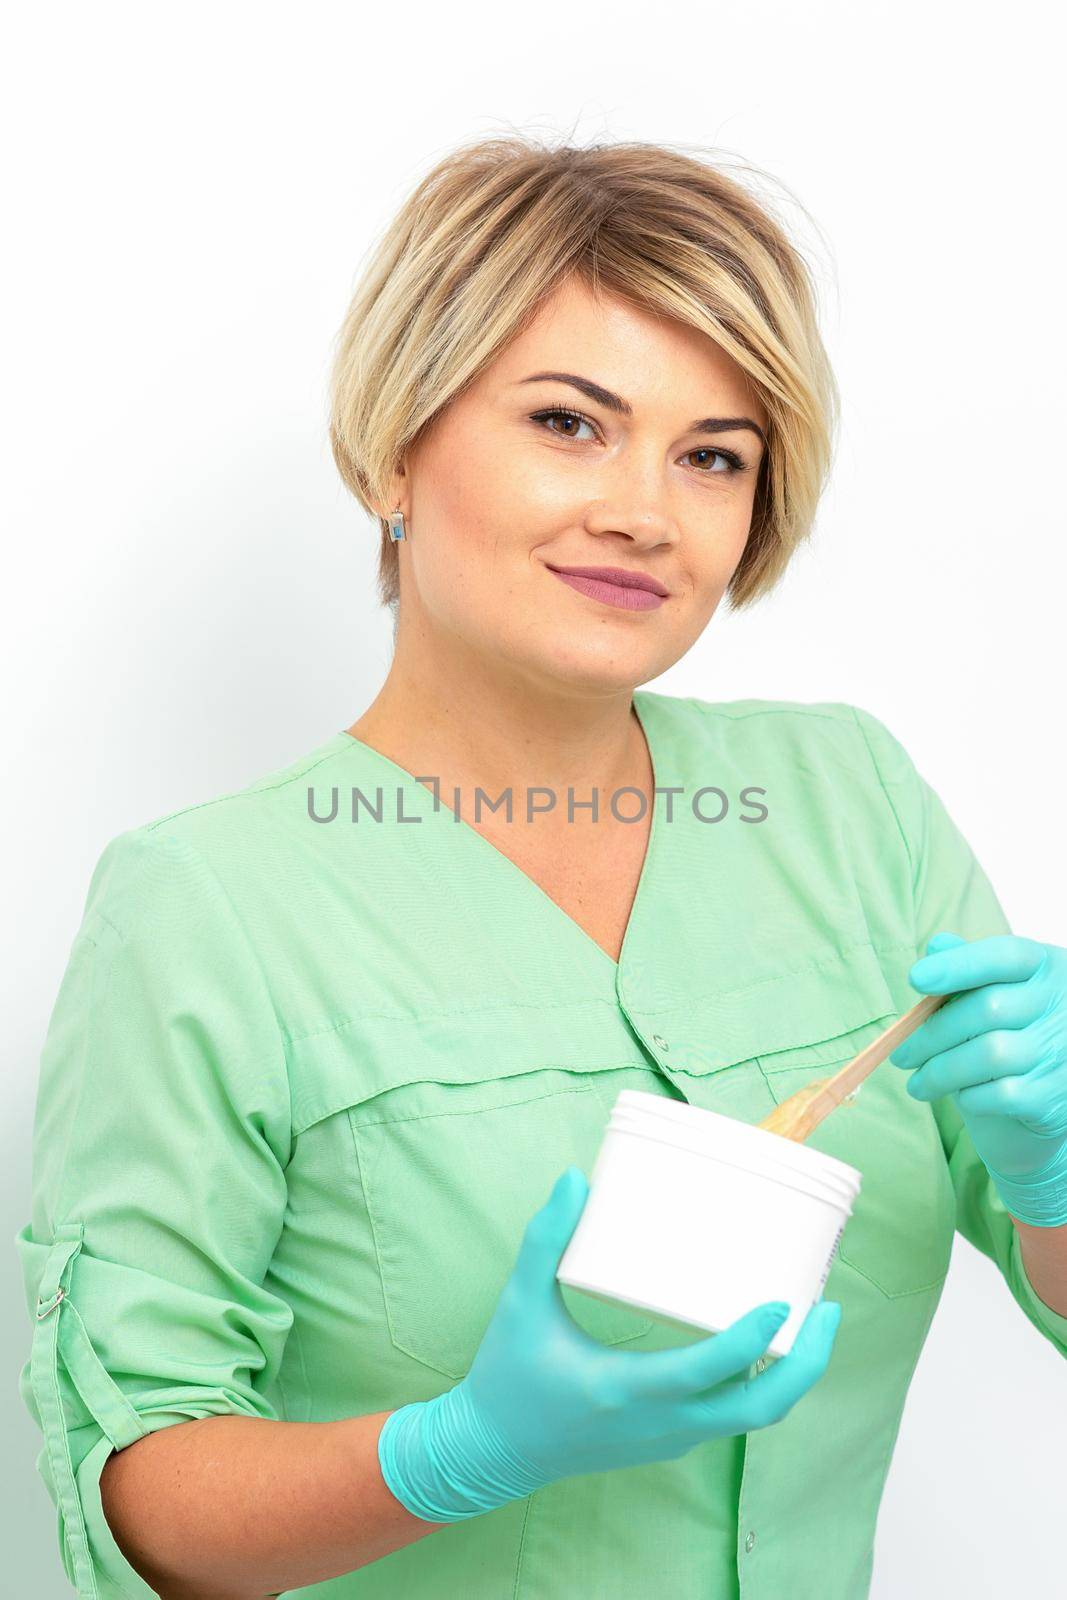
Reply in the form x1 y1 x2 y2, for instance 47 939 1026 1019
377 1164 843 1522
890 931 1067 1227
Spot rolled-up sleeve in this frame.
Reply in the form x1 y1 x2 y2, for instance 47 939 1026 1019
853 705 1067 1359
14 825 294 1597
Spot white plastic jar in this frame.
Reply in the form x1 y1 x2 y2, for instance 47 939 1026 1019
556 1088 862 1358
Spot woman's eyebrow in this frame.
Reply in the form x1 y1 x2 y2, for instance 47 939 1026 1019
515 370 767 446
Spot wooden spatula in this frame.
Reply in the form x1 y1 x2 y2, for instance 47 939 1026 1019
757 992 950 1142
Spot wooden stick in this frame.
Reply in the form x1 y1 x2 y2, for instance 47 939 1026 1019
757 992 950 1142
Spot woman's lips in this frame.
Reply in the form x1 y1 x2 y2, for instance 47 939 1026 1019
547 569 666 611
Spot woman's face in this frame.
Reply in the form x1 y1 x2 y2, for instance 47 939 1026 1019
393 274 768 696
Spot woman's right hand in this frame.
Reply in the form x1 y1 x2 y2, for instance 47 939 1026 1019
376 1165 843 1522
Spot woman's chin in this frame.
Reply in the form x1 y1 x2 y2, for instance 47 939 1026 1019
521 635 665 695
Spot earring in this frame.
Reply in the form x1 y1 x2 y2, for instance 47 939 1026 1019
388 506 407 542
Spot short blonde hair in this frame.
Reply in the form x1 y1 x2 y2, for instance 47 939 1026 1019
329 132 839 618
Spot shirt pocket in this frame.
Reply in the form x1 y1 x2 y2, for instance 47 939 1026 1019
755 954 956 1300
289 1003 665 1381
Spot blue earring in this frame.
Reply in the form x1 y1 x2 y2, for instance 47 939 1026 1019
388 507 406 542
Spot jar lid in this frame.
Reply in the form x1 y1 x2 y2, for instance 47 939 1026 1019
612 1089 862 1196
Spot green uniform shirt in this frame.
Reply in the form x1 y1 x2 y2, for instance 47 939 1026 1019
16 690 1067 1599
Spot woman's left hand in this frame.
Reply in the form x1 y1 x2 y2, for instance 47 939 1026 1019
889 931 1067 1227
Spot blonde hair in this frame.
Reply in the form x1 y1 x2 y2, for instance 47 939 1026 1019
329 131 839 619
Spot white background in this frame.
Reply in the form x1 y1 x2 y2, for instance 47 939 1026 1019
4 2 1065 1594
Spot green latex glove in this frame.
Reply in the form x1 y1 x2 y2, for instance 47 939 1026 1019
891 931 1067 1227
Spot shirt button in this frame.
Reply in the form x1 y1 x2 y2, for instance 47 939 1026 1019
652 1034 669 1051
755 1356 767 1374
745 1531 757 1553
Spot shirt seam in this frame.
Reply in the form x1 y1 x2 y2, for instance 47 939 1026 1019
349 1081 600 1131
113 827 295 1144
141 738 350 832
281 939 916 1047
847 705 916 883
685 693 863 725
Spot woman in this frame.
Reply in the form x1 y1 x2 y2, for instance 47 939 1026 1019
17 134 1067 1600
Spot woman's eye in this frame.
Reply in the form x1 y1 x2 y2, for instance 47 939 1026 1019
532 406 597 441
685 447 746 475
